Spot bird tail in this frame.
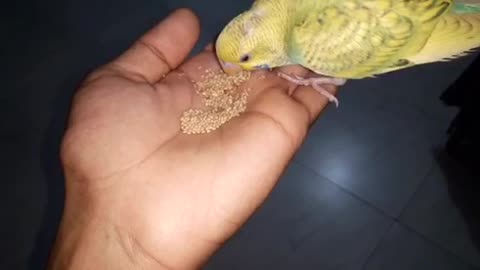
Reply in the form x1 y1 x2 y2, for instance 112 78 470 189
453 1 480 14
407 11 480 65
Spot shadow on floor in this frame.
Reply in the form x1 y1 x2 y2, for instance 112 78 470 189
27 75 84 270
434 149 480 257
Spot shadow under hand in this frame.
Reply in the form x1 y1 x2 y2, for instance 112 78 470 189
27 76 80 270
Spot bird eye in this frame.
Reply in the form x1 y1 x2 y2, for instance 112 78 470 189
240 54 250 62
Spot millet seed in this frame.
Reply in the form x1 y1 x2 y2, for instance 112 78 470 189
180 68 251 134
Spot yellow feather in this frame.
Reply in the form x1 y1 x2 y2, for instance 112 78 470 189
215 0 480 79
407 13 480 64
289 0 459 78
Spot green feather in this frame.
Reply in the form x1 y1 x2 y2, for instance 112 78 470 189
453 3 480 14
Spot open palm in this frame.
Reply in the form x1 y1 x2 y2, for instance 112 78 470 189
52 9 337 270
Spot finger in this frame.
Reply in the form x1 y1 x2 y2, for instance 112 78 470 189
275 67 339 124
241 69 338 146
156 50 223 113
169 50 221 83
234 65 310 101
275 65 310 94
204 43 214 52
291 81 339 123
104 8 200 83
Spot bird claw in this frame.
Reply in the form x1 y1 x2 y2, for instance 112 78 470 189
293 74 305 80
277 72 345 107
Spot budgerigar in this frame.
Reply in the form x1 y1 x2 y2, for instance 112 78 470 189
215 0 480 106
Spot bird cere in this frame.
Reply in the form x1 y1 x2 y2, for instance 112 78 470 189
215 0 480 104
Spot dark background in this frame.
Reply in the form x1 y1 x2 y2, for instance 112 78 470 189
2 0 479 269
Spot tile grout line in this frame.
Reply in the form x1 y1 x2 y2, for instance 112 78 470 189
292 161 480 269
359 221 397 270
393 158 480 268
376 81 459 125
291 161 401 269
397 222 480 270
395 161 436 221
292 161 395 220
358 221 480 270
291 161 399 269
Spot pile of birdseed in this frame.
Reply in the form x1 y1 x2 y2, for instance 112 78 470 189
180 68 251 134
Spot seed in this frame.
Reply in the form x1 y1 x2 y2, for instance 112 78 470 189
180 68 251 134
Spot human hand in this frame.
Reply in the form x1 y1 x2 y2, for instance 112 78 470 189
48 8 337 270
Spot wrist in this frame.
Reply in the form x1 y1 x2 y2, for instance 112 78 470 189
49 216 143 270
49 171 220 270
47 197 167 270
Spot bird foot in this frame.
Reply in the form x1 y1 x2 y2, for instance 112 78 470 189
277 72 346 107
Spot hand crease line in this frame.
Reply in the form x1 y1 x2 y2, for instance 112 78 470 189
246 110 298 152
138 40 174 73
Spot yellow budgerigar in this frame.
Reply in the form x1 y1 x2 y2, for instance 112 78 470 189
215 0 480 106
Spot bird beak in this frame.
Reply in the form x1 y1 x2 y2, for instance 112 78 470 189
220 60 243 75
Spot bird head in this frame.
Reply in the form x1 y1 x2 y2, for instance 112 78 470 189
215 8 288 75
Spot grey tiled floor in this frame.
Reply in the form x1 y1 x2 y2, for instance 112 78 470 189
3 0 480 269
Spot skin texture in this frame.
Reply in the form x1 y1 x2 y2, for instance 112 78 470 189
48 8 337 270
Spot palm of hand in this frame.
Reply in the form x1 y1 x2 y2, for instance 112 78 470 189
57 9 335 269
